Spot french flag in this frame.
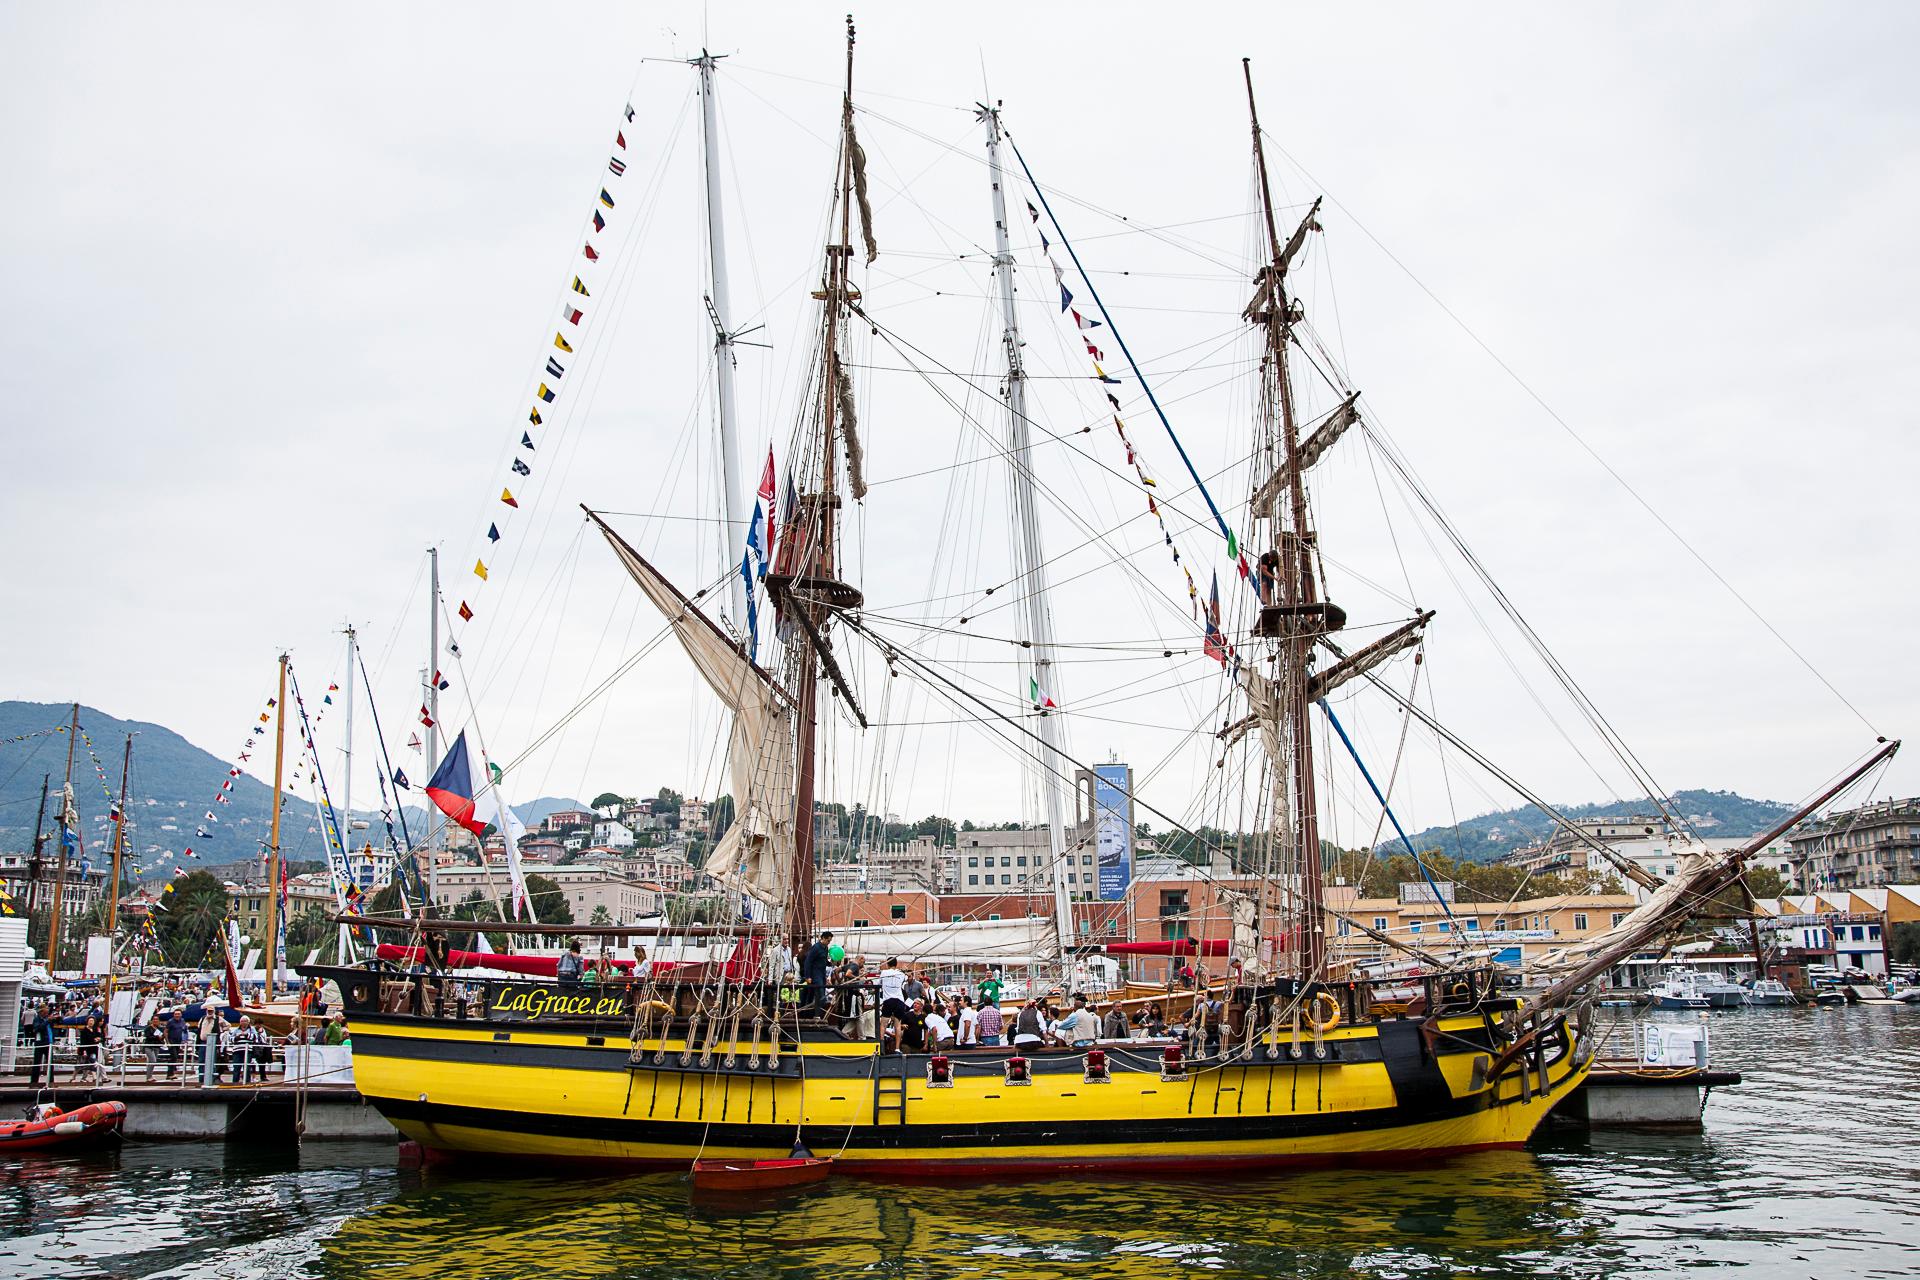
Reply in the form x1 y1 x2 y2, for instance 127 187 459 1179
741 447 776 655
425 731 488 838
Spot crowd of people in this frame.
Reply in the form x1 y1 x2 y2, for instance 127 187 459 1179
778 932 1236 1058
14 976 350 1087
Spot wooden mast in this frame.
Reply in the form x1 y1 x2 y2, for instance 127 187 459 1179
264 653 289 997
45 701 79 972
1243 60 1329 975
787 17 862 943
103 732 132 997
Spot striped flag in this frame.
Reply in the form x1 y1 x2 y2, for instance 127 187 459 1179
607 157 626 177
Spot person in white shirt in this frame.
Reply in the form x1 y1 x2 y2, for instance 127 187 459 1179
925 1006 954 1050
1053 994 1101 1047
955 998 980 1047
876 957 909 1053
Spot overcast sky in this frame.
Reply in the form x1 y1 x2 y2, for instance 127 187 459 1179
3 4 1915 842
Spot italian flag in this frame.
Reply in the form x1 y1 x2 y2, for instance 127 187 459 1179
1030 677 1057 710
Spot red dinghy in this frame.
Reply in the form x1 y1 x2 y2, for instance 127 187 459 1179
0 1101 127 1152
691 1155 834 1191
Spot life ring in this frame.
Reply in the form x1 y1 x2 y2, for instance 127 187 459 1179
1447 981 1472 1000
1307 991 1341 1034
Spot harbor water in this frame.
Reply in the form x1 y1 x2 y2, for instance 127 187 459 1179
3 1007 1916 1279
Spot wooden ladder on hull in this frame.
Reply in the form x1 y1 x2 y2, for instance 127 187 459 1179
872 1053 908 1126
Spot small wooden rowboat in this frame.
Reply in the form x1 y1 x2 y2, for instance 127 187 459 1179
0 1101 127 1152
691 1155 833 1191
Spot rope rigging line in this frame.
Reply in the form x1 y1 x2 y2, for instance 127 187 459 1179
1262 129 1879 739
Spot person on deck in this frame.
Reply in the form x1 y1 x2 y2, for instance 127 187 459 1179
322 1012 349 1046
955 996 980 1047
902 967 929 1011
924 1002 954 1050
801 931 832 1014
977 972 1003 1006
877 957 909 1053
1100 1001 1130 1041
976 999 1005 1047
900 999 929 1053
1053 994 1099 1048
1012 999 1046 1049
556 941 585 987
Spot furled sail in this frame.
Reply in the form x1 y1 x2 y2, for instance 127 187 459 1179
587 510 798 913
832 917 1057 966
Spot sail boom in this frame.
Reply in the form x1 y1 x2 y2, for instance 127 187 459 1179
1308 610 1434 702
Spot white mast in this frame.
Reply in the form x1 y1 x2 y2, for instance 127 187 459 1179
981 103 1075 962
425 547 441 906
695 50 750 633
340 622 357 963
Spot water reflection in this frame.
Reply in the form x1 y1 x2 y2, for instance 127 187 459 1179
316 1147 1604 1280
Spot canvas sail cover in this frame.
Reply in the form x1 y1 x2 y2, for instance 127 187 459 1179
1529 836 1721 981
833 917 1058 967
592 514 797 914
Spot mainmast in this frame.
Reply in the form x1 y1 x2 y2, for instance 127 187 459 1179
341 622 358 961
980 102 1075 961
1243 61 1333 976
105 732 131 990
773 16 870 942
694 49 751 633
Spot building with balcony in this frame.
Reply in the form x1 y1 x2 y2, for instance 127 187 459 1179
1788 799 1920 890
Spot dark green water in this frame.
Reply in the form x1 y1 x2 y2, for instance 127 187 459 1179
4 1008 1916 1279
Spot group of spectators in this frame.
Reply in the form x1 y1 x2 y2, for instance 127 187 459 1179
16 976 350 1086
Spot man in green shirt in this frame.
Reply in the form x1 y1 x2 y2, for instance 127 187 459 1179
322 1013 349 1046
978 973 1003 1006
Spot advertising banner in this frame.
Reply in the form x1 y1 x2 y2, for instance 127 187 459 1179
1093 764 1133 902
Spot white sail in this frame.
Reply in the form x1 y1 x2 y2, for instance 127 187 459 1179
591 513 798 914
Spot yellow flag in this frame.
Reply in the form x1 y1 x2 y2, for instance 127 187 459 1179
554 332 573 353
571 276 590 296
474 559 489 581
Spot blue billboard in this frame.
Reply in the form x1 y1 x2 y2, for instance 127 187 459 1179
1093 763 1133 902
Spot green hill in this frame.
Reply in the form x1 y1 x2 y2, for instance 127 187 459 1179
1390 789 1797 862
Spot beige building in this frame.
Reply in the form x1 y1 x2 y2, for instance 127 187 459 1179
431 864 657 924
1326 883 1638 972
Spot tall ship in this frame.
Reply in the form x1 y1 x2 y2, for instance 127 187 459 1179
308 24 1894 1174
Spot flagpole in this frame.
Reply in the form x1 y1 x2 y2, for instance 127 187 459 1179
46 702 79 974
695 50 751 634
266 653 289 998
980 103 1075 963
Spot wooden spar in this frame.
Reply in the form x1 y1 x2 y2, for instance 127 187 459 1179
329 913 771 939
1243 59 1328 975
1528 738 1900 1015
103 733 132 1001
265 653 289 997
45 702 79 970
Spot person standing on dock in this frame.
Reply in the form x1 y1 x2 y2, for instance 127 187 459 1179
164 1008 189 1079
26 1002 55 1088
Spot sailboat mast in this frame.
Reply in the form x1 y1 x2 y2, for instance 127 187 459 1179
981 103 1075 959
425 546 441 903
106 733 130 941
341 622 358 961
266 652 289 997
46 701 78 972
695 51 751 632
1244 59 1327 974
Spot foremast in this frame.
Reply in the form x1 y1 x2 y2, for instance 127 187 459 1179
979 102 1076 962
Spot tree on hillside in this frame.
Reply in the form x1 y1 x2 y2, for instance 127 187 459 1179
524 874 574 927
155 870 232 967
710 794 735 841
592 791 625 810
655 788 684 814
1744 867 1786 900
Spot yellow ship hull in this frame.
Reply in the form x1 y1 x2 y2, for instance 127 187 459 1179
345 1003 1589 1174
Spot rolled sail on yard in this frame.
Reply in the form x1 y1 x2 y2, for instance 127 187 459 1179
833 917 1057 966
1100 939 1231 957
